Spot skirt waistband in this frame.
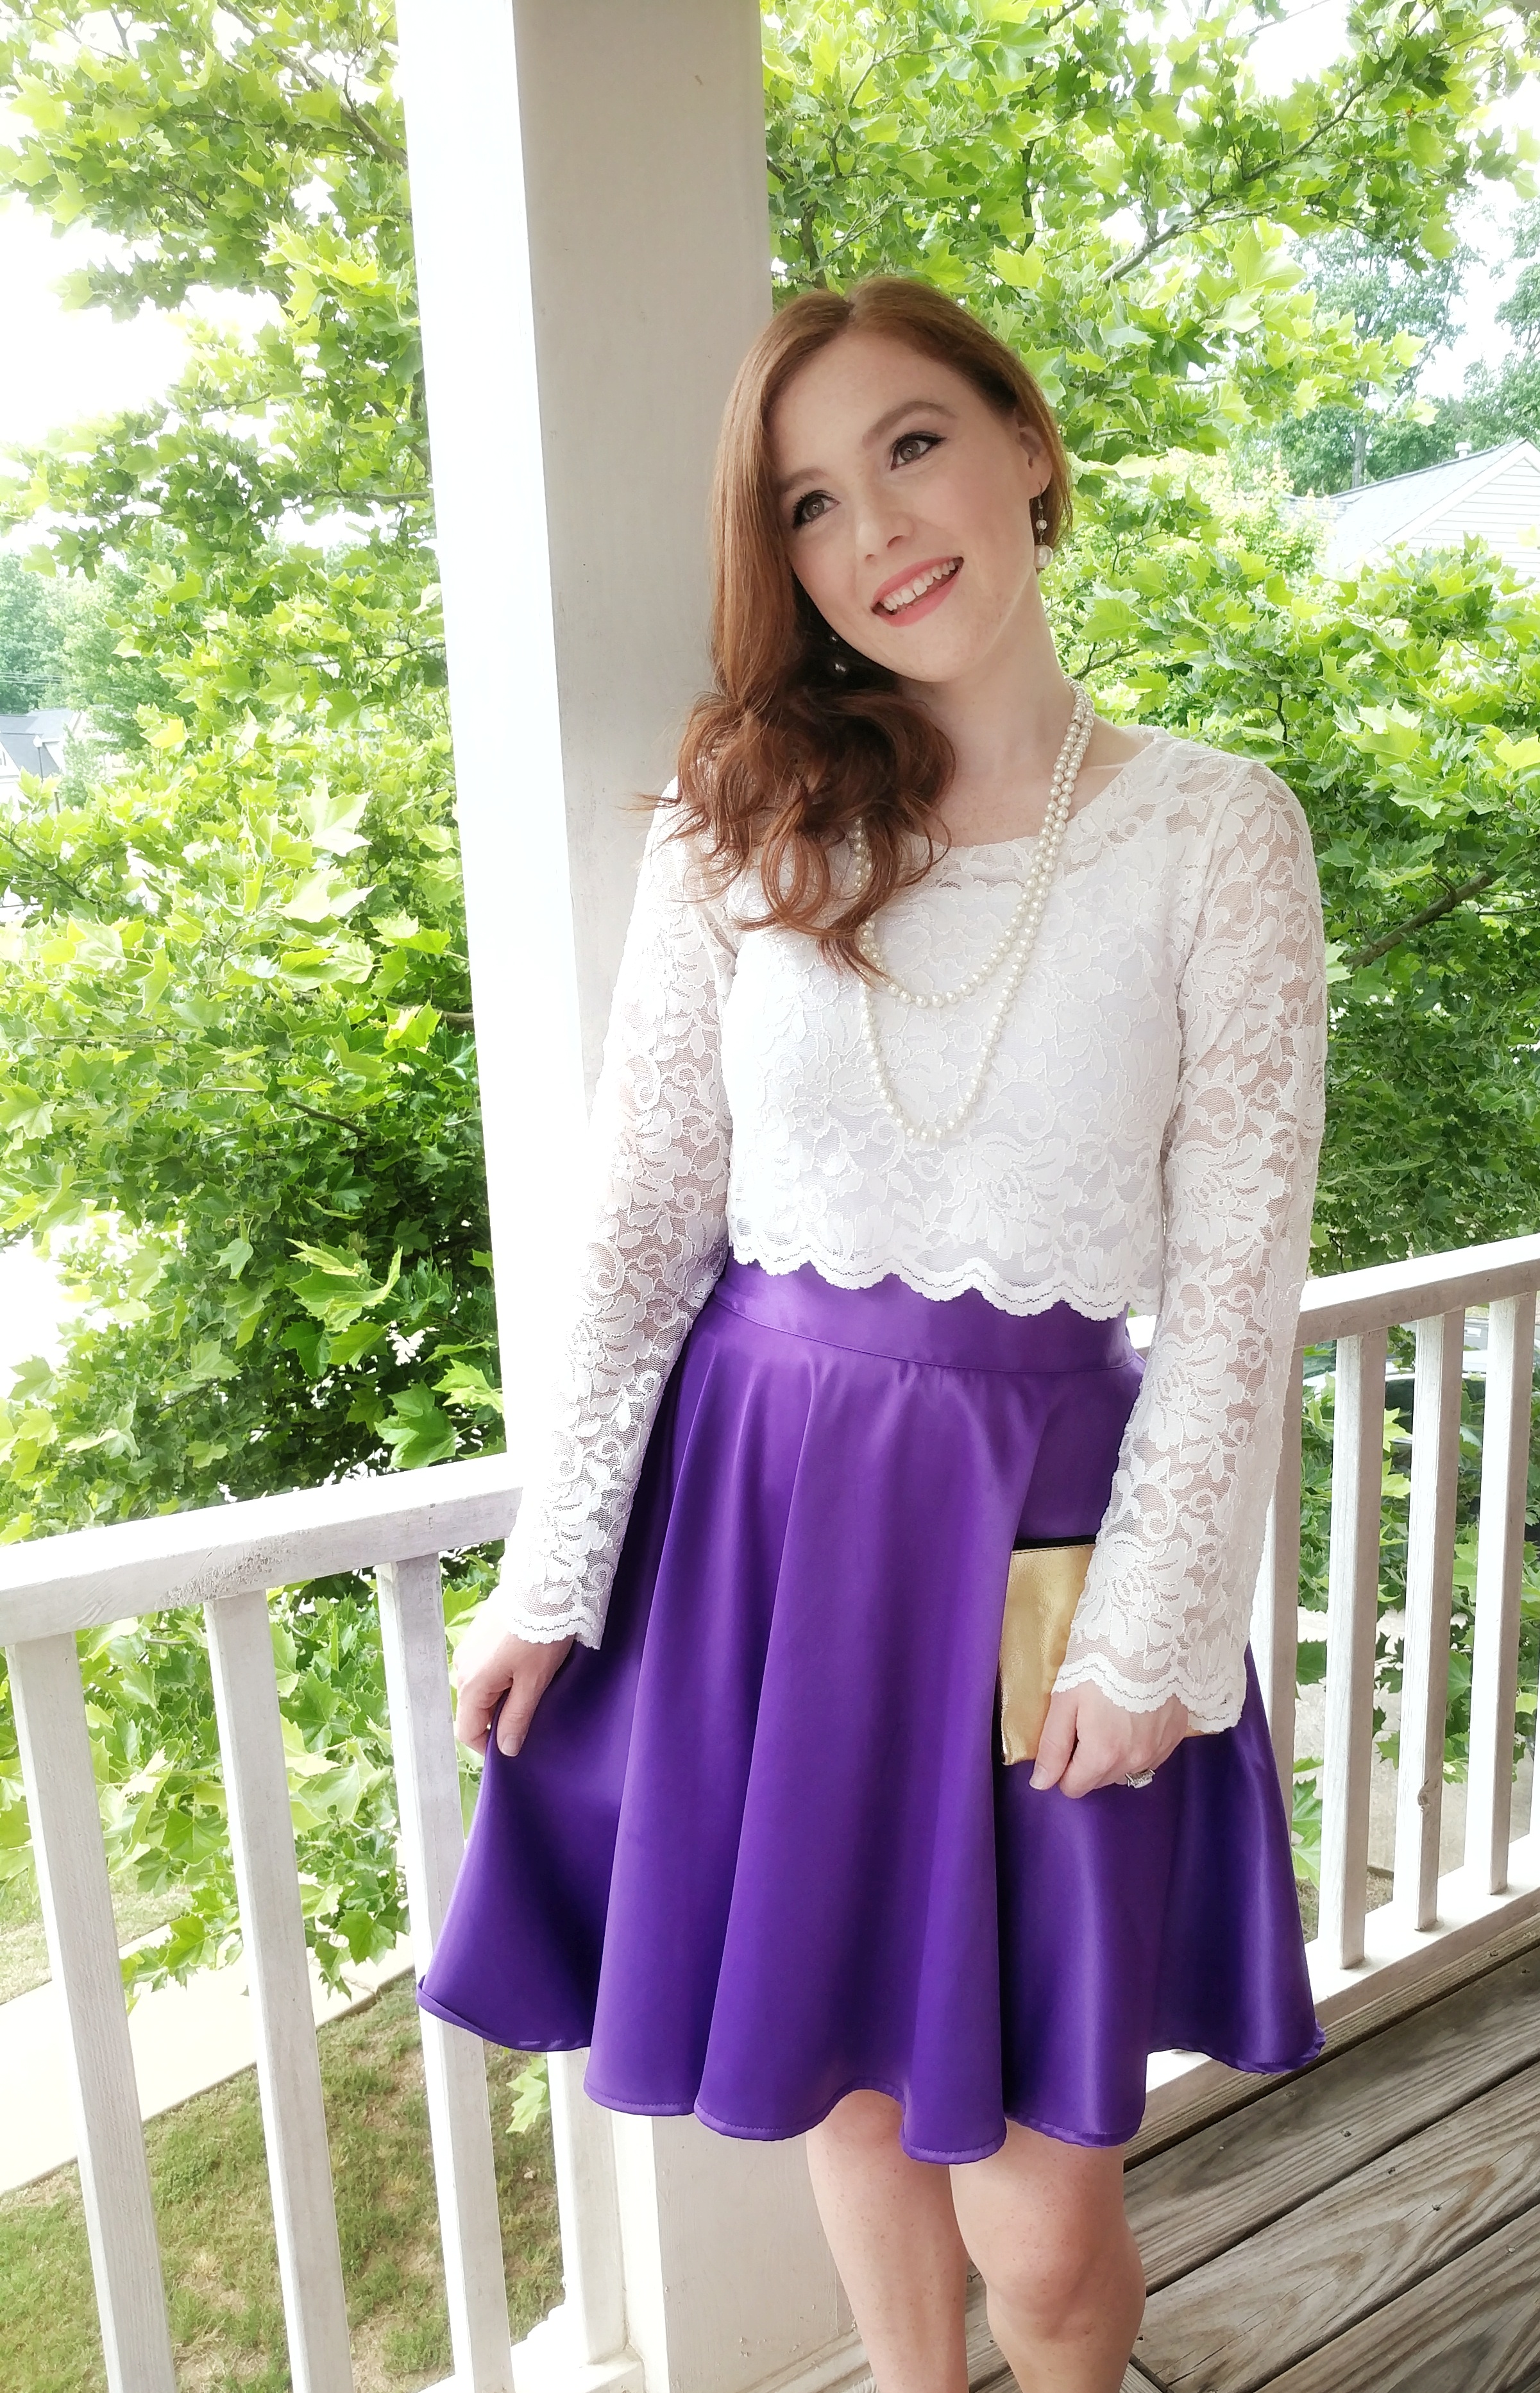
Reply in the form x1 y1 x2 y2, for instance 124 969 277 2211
707 1258 1135 1376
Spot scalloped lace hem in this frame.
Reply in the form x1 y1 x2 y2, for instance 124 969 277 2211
489 1589 604 1649
727 1240 1152 1322
1052 1652 1245 1737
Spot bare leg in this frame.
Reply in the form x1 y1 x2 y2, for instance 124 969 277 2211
806 2091 971 2393
949 2122 1143 2392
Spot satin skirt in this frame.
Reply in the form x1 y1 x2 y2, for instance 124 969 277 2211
418 1258 1321 2163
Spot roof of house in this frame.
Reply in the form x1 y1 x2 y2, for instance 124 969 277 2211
1312 439 1540 579
0 709 75 781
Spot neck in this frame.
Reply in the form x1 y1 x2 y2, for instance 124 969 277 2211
897 588 1074 810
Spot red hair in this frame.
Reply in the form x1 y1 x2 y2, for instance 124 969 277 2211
673 277 1071 966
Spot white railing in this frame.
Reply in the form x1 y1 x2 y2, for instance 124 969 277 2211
3 1234 1540 2387
0 1454 528 2393
1136 1236 1540 2133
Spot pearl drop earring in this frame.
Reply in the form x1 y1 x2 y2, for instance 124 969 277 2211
1033 498 1051 574
827 625 850 678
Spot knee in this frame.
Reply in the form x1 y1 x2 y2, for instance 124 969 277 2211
810 2088 907 2161
980 2218 1134 2340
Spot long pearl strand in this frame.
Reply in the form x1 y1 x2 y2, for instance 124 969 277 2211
850 682 1095 1147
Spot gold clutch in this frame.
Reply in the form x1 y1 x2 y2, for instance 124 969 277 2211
997 1542 1094 1766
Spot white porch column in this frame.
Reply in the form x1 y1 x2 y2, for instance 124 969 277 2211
393 0 772 1450
394 6 857 2391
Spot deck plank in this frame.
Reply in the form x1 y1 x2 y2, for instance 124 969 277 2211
1126 1941 1540 2289
1135 2057 1540 2393
1255 2196 1540 2393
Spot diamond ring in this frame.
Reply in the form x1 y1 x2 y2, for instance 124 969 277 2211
1124 1769 1155 1789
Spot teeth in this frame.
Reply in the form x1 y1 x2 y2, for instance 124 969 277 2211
879 559 958 614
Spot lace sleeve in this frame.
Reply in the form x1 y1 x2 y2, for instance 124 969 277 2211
489 801 736 1647
1054 764 1326 1734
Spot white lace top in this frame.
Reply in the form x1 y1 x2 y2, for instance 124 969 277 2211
491 729 1326 1734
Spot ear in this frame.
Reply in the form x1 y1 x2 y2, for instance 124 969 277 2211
1011 412 1049 488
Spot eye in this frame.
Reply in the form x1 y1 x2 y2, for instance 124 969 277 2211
790 488 833 529
892 430 941 468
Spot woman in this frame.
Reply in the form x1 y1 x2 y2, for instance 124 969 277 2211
421 277 1324 2393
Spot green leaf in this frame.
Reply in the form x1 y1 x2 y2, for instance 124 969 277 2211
434 1358 503 1418
298 781 370 855
1405 121 1446 171
378 1383 458 1471
990 244 1043 290
289 1244 402 1331
283 872 373 924
509 2055 550 2134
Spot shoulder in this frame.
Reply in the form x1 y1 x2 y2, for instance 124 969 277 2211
636 782 744 950
1126 730 1314 874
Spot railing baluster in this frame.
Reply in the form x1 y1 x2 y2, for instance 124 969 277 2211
375 1556 514 2393
1393 1309 1464 1929
1319 1329 1387 1971
547 2049 630 2365
205 1588 354 2393
7 1633 177 2393
1251 1349 1304 1807
1465 1292 1536 1894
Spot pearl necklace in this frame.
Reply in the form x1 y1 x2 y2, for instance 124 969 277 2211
850 682 1095 1146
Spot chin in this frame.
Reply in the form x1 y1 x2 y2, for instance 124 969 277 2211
869 637 986 686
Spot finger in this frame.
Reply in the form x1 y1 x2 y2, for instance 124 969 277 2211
453 1680 493 1757
1029 1694 1079 1791
1057 1741 1115 1800
495 1682 544 1758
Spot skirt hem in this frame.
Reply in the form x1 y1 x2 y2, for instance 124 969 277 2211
566 2018 1330 2166
414 1984 591 2055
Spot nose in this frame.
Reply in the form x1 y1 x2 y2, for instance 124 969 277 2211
852 482 913 563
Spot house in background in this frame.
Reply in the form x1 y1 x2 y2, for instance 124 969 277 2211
1312 436 1540 578
0 706 78 795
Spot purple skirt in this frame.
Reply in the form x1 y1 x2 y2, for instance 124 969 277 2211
419 1259 1321 2162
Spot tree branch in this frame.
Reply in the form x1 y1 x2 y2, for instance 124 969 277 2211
217 2 407 167
1341 870 1500 972
1108 65 1375 285
0 824 95 907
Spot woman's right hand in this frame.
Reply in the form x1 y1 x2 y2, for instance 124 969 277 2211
452 1606 575 1758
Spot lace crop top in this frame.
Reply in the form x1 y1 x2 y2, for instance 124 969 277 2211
489 728 1326 1735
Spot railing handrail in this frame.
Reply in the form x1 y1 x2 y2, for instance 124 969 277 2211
1296 1229 1540 1342
6 1230 1540 1645
0 1449 521 1645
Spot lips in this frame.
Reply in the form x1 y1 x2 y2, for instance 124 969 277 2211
873 556 962 617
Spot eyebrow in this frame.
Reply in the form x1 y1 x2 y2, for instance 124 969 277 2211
774 396 958 498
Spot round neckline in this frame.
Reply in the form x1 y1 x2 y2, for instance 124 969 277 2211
937 726 1166 857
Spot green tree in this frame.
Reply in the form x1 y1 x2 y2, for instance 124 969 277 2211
1047 481 1540 1266
0 552 74 711
0 0 494 1986
1274 228 1467 492
763 0 1532 495
1453 198 1540 449
1 0 1537 1975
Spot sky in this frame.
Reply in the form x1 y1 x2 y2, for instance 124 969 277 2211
0 198 275 460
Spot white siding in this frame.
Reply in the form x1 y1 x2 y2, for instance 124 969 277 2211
1418 456 1540 579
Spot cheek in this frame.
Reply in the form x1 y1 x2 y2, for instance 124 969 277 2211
949 460 1025 558
790 533 857 629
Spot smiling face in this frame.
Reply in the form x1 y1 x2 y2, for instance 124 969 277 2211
768 327 1049 688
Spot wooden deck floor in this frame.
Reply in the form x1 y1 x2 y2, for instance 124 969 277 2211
1118 1928 1540 2393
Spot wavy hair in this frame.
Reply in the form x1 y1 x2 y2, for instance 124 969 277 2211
673 277 1071 967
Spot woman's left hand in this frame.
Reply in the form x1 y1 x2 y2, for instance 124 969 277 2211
1029 1684 1190 1798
